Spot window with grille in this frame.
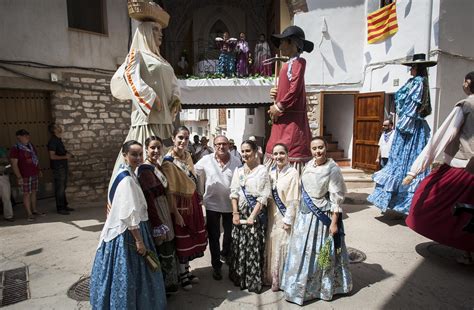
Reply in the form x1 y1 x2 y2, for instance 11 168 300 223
67 0 107 34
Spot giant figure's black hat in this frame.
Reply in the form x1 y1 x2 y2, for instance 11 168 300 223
271 25 314 53
401 53 437 67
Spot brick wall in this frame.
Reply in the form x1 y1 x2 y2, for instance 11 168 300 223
50 73 130 202
306 92 321 137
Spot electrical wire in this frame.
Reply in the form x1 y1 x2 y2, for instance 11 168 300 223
0 59 115 74
0 64 112 95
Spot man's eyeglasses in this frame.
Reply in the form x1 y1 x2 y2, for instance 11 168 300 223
214 143 228 147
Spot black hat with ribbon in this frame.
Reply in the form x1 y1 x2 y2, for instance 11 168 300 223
271 25 314 53
401 53 437 67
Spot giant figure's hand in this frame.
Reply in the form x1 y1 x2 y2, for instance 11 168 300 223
268 104 283 123
269 87 277 100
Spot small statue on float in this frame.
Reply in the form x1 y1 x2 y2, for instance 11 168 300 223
215 32 237 77
236 32 250 77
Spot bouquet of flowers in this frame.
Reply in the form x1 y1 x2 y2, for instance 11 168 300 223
317 236 333 270
127 242 161 272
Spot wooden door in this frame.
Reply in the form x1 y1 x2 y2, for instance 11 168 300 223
0 89 53 199
352 92 384 171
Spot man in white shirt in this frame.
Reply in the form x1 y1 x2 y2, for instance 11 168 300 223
195 135 241 280
376 119 395 168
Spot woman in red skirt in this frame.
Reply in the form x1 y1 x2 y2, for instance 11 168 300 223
403 71 474 264
161 126 208 289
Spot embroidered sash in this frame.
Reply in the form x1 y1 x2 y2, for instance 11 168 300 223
271 167 287 216
137 164 168 188
108 170 130 207
241 185 268 228
163 155 198 186
301 184 345 250
272 188 287 216
301 184 332 227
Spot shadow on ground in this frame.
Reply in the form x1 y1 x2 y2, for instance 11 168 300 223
0 198 105 232
167 265 275 309
300 261 392 307
374 210 407 227
343 192 371 217
382 242 474 309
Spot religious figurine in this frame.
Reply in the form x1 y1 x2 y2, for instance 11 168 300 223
254 33 272 76
215 32 237 77
236 32 250 77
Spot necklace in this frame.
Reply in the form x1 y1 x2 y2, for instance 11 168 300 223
313 158 327 167
171 149 186 161
244 162 258 175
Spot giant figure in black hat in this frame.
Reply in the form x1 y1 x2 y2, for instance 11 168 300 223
368 53 436 215
265 25 314 171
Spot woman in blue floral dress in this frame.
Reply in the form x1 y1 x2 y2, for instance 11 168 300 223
368 54 436 215
281 137 352 305
90 140 166 310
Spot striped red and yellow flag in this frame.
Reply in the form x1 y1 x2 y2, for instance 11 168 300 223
367 2 398 44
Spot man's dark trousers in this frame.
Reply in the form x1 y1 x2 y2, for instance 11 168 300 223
206 209 232 270
53 164 68 211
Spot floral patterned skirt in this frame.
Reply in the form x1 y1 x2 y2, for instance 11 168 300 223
281 205 352 305
90 221 166 310
229 202 266 293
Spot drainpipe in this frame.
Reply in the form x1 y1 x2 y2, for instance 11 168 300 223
426 0 433 56
426 0 439 131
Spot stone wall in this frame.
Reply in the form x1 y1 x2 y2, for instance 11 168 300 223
306 92 321 137
50 73 131 202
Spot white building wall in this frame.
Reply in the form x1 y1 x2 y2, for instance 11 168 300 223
208 109 220 137
435 0 474 128
0 0 129 82
226 107 266 149
293 0 474 135
360 0 441 130
294 0 366 88
180 109 211 139
226 108 246 148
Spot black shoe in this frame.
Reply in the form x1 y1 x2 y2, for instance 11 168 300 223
179 273 192 290
220 255 230 265
4 217 15 222
65 207 75 211
57 209 70 215
185 267 199 284
165 284 179 296
212 268 223 281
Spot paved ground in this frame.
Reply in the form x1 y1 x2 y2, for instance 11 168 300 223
1 188 473 310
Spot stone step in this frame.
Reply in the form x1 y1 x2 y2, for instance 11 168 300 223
323 134 333 142
327 150 344 160
335 159 351 167
340 167 374 189
327 142 338 151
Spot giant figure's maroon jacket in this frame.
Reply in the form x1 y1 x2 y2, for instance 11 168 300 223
265 57 312 163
